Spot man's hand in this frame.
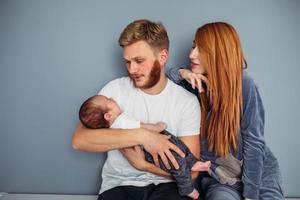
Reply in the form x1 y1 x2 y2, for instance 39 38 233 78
138 129 185 170
120 146 148 171
121 145 171 178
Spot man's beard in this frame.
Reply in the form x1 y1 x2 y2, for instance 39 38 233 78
128 60 161 89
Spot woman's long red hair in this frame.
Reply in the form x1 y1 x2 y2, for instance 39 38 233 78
196 22 247 156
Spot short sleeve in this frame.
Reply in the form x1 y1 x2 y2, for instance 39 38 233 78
177 95 201 137
98 79 121 100
98 78 125 104
111 113 140 129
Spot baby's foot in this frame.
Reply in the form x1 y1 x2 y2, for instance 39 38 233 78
187 189 199 200
191 160 211 171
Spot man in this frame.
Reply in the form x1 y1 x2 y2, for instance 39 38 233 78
72 19 201 200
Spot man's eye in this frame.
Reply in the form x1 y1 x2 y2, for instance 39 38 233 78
136 60 144 64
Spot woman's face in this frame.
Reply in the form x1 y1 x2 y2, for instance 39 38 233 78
189 43 206 74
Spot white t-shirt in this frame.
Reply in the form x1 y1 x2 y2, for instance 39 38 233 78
110 112 140 129
98 77 200 194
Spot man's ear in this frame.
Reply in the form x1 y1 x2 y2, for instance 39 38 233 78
104 113 111 121
158 49 169 65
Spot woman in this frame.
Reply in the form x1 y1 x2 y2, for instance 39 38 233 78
168 22 284 200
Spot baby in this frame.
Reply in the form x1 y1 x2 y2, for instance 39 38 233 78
79 95 211 199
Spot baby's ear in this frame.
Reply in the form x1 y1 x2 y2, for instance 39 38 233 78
104 113 111 121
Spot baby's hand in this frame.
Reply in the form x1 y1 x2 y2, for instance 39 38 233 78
191 160 211 172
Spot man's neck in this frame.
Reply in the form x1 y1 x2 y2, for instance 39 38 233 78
141 74 168 95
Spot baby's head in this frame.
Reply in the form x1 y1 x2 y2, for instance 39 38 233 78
79 95 121 129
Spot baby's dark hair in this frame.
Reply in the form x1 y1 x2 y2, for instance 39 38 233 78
79 95 110 129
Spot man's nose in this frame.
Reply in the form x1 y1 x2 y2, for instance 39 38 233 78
127 62 138 74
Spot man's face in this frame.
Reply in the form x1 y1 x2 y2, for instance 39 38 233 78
123 40 162 89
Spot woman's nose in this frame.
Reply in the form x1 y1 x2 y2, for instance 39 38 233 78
189 48 197 60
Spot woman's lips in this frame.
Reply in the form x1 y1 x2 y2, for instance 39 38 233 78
191 62 199 68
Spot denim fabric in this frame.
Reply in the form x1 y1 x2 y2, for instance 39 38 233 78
203 177 242 200
144 130 198 196
259 146 284 200
168 68 284 200
197 148 283 200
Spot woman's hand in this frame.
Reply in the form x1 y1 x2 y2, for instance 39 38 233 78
179 68 208 93
120 146 148 171
137 128 184 170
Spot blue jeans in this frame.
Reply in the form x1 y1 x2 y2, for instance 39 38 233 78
198 149 284 200
206 184 242 200
199 176 242 200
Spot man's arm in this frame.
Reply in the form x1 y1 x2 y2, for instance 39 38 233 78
179 134 200 180
145 134 200 180
72 122 184 169
142 163 172 178
72 122 142 152
120 146 172 179
121 134 200 179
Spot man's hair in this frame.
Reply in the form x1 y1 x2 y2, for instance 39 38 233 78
118 19 169 52
79 95 109 129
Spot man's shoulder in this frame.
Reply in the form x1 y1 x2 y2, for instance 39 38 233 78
168 79 198 100
105 76 132 87
98 76 134 97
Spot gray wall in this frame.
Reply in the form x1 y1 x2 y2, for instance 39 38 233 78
0 0 299 197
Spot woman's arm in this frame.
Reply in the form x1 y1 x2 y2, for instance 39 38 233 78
241 77 266 200
168 67 207 93
167 66 184 83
